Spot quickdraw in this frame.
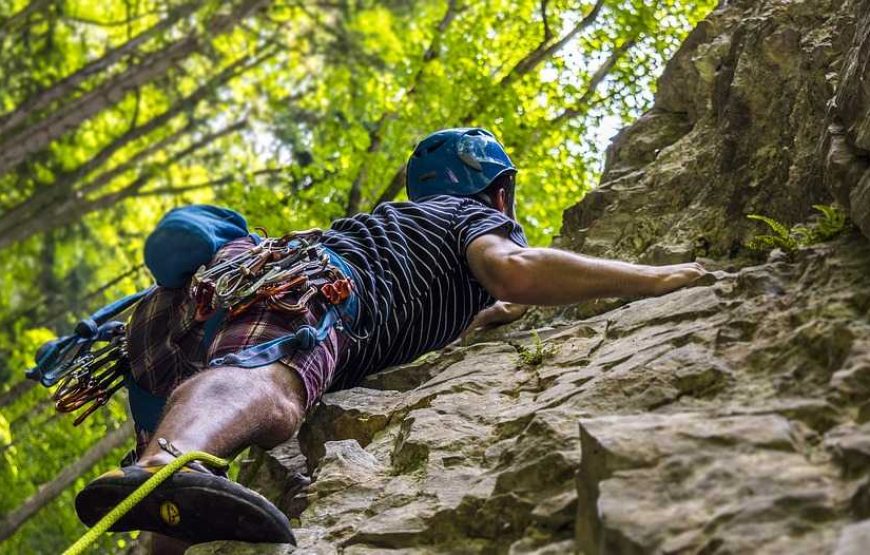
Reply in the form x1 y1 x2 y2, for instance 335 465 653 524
27 301 147 427
190 229 353 322
52 326 129 426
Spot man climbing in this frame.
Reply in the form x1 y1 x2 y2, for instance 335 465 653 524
74 128 705 547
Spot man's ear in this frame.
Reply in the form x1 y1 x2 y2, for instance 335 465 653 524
494 188 507 214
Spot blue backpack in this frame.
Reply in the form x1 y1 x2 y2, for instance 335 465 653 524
145 204 255 288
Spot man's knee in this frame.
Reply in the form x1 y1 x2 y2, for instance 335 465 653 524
171 364 306 417
258 364 308 422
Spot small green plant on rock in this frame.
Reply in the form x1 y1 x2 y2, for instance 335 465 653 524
810 204 849 241
516 330 557 367
746 204 850 254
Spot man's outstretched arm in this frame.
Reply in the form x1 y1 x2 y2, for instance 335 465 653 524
467 233 706 306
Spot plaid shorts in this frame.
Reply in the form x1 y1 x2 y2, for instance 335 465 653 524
126 237 346 413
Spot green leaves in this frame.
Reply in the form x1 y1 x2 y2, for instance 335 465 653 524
812 203 849 241
746 204 852 254
253 0 715 245
514 330 558 367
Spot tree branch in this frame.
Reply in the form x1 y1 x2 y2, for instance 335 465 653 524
371 165 407 209
0 1 200 137
75 120 201 197
0 262 146 334
0 49 273 241
0 420 133 542
356 0 459 213
132 167 288 198
0 121 247 250
551 36 638 125
0 0 51 39
372 0 608 207
540 0 552 43
0 380 36 410
499 0 605 88
0 0 269 175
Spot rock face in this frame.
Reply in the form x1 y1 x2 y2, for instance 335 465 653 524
189 1 870 553
562 0 870 262
829 0 870 239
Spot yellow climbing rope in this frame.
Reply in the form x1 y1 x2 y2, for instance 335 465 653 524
63 451 229 555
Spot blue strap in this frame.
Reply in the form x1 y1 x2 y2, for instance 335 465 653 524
27 287 156 385
90 287 155 325
209 308 340 368
200 308 227 351
322 246 360 328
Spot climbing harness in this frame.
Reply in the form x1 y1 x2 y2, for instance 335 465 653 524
198 230 363 368
27 227 360 425
63 439 229 555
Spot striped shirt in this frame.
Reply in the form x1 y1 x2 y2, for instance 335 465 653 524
321 195 528 390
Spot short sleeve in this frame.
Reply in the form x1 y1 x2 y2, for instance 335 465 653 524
453 198 528 256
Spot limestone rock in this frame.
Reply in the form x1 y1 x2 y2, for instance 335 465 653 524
834 520 870 555
825 422 870 478
236 440 311 518
827 0 870 237
576 413 845 554
563 0 870 261
219 238 870 554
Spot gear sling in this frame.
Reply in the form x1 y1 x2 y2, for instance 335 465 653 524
26 205 358 430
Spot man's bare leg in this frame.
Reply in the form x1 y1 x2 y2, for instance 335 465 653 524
135 362 307 467
131 363 306 554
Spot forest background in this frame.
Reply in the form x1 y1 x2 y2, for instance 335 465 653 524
0 0 715 552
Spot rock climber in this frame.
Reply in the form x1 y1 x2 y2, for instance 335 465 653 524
75 128 706 549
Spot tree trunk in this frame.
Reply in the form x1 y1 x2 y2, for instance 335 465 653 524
0 420 134 543
372 166 406 208
0 51 265 242
0 120 246 249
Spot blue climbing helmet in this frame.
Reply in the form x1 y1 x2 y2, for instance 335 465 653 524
405 128 517 202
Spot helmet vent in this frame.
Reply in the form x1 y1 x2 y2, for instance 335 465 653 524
426 139 446 153
419 171 437 182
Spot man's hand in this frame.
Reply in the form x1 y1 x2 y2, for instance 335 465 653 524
649 262 707 296
462 302 528 339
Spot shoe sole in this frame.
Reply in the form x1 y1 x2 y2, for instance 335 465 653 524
75 470 296 544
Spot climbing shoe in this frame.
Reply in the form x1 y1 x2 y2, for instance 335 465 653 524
75 464 296 544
